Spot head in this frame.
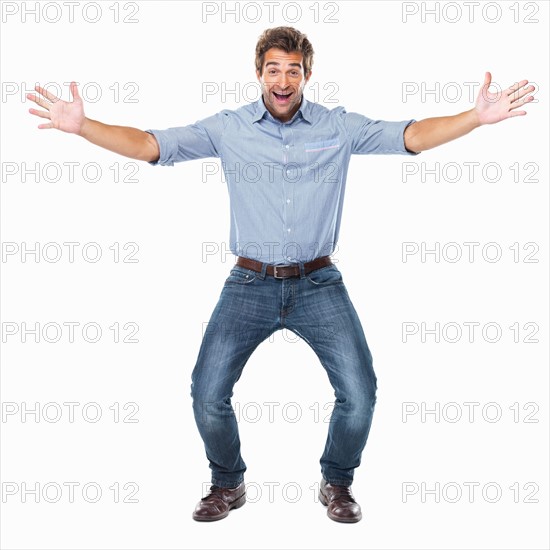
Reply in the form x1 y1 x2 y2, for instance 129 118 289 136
255 26 314 122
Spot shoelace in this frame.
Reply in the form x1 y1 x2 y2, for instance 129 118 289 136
202 485 242 501
328 485 356 502
201 485 223 500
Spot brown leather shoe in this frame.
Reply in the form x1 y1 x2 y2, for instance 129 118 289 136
319 479 362 523
192 483 246 522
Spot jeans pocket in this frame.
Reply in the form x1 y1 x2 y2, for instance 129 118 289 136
224 266 257 285
305 265 343 286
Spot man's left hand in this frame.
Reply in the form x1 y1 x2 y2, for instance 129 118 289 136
475 72 535 125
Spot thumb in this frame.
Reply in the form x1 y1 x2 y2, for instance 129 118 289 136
478 71 492 103
70 81 81 101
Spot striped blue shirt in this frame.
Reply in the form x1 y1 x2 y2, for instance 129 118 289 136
146 97 417 264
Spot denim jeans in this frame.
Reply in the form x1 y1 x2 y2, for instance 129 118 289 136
190 261 377 488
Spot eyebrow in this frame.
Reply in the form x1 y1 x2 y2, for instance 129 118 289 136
265 61 302 69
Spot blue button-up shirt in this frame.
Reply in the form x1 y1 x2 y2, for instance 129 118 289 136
145 97 417 264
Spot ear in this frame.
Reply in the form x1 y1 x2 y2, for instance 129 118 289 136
256 69 262 83
305 70 312 84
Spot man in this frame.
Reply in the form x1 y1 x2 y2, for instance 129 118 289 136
27 27 534 524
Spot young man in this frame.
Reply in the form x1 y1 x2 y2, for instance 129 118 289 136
27 27 534 524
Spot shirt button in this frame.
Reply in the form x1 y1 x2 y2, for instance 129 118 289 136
286 256 292 261
286 170 290 176
285 145 290 149
287 228 291 233
286 199 291 204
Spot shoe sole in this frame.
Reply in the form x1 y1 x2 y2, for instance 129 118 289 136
192 492 246 522
319 490 362 523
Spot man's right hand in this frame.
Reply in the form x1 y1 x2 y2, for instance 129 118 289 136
27 81 86 135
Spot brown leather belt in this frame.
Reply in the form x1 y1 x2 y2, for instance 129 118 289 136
236 255 332 279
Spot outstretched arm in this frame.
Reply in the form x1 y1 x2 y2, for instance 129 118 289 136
404 72 535 153
27 82 160 162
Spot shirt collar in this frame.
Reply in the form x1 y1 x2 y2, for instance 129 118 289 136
252 95 312 124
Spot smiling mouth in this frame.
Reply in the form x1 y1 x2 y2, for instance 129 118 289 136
273 91 293 103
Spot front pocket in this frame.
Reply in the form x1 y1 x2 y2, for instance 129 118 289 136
305 265 343 286
224 267 257 285
304 138 340 153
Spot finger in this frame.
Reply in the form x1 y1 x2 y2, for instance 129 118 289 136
35 85 59 103
28 107 51 119
479 72 492 101
510 85 535 103
70 81 81 101
26 93 50 110
510 95 534 109
508 110 527 118
37 122 54 129
506 80 529 95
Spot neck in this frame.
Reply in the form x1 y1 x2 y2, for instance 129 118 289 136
262 95 303 123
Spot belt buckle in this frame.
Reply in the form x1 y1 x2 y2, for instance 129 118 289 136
273 264 299 278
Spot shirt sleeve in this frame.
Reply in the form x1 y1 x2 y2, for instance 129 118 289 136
144 111 227 167
342 110 420 156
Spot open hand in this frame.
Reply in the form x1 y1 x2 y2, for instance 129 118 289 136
475 72 535 125
27 81 85 134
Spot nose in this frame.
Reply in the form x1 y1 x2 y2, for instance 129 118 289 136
277 74 289 89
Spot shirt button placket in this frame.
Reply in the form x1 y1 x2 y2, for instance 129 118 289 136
281 125 295 263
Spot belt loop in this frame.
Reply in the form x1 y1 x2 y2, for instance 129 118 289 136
259 261 267 280
298 260 306 279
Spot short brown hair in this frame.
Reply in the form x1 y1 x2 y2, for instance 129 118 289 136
255 26 314 77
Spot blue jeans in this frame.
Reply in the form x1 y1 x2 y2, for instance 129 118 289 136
190 261 377 488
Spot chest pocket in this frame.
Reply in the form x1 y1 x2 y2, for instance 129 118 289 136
304 138 340 153
303 138 341 184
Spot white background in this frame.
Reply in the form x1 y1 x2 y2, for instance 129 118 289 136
1 1 548 549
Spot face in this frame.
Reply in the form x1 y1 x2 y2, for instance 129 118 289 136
256 48 311 123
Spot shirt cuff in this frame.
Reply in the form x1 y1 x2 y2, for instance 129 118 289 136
402 120 420 155
144 129 176 166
